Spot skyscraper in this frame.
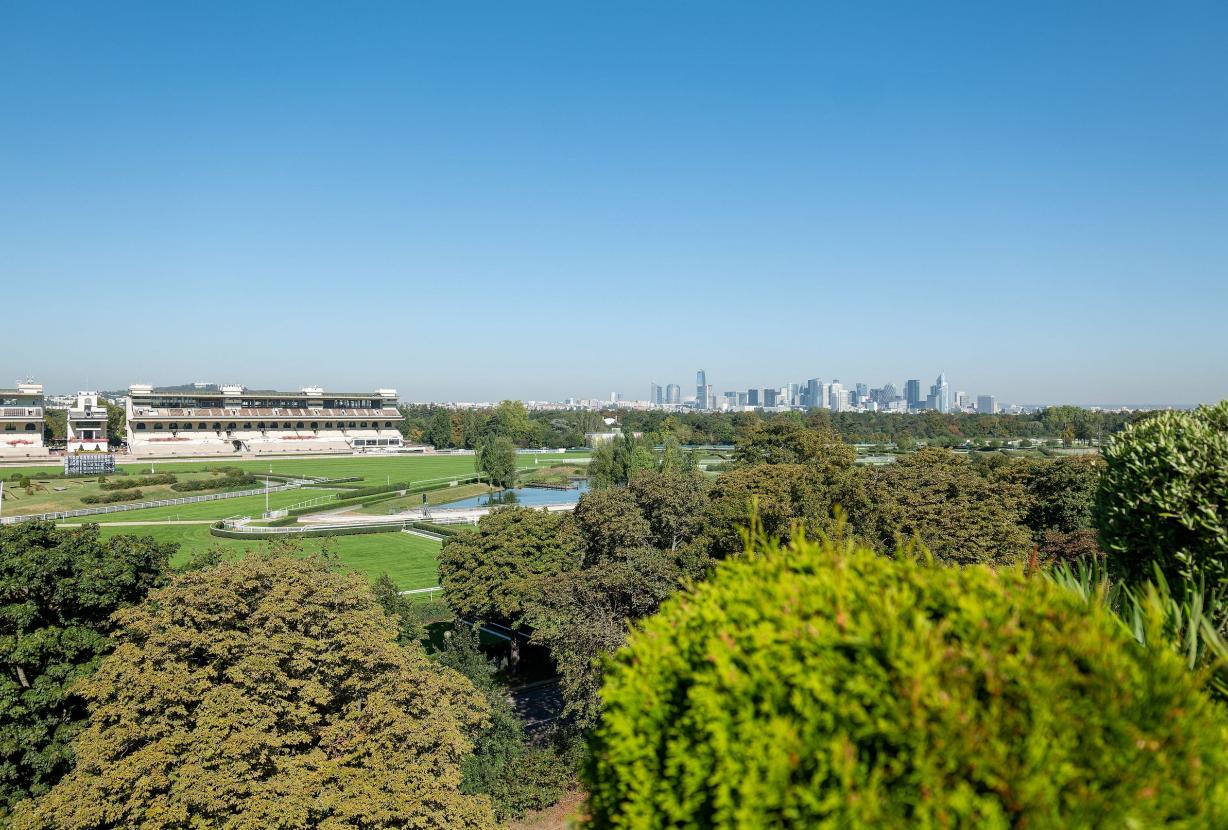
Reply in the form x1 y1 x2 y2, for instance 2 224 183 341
905 379 922 409
977 395 997 414
929 372 950 413
665 384 681 405
650 383 663 406
829 380 845 412
696 370 708 410
806 378 822 410
763 388 778 407
747 388 760 407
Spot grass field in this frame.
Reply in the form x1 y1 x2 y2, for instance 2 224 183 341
94 523 442 590
1 452 589 522
1 452 589 489
0 470 264 515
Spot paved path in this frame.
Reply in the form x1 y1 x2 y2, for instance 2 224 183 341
56 519 218 527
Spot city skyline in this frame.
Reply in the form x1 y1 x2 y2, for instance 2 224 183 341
3 4 1227 405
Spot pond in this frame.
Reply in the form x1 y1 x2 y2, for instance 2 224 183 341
437 481 590 509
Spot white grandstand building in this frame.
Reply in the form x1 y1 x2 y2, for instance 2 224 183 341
66 391 109 453
0 382 49 459
125 384 404 458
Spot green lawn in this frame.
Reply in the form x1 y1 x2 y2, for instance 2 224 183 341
1 452 587 487
1 452 589 522
95 523 441 590
0 470 262 515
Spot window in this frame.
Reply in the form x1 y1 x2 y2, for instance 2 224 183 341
154 424 164 430
296 422 304 429
258 423 265 429
311 422 318 429
384 422 392 428
182 423 192 430
360 422 368 428
3 424 13 431
212 422 221 430
169 423 179 430
136 422 147 430
199 423 207 429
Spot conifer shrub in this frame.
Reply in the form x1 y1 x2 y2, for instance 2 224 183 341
585 534 1228 829
1096 401 1228 589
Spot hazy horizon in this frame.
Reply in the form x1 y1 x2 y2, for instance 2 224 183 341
3 3 1226 406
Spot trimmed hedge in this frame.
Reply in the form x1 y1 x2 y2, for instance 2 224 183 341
585 534 1228 829
209 522 403 541
171 473 257 492
1096 401 1228 589
100 474 176 491
411 521 470 538
80 489 145 505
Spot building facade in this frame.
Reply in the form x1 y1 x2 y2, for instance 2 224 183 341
66 391 109 453
0 382 48 459
125 384 403 458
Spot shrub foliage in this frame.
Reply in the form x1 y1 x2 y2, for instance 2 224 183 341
1096 401 1228 588
585 533 1228 829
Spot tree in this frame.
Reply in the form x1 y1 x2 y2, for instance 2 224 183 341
997 456 1102 541
571 488 651 566
628 470 709 555
475 435 517 488
733 415 855 467
10 554 496 830
585 533 1228 828
588 433 655 489
428 407 455 449
0 523 171 817
372 571 427 646
101 401 126 448
1096 401 1228 589
525 548 682 729
489 400 543 447
853 448 1031 565
435 625 570 821
438 508 577 628
696 463 854 559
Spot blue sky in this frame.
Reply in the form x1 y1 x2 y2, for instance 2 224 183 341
2 2 1225 405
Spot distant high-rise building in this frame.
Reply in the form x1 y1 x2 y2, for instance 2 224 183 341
806 378 822 410
763 388 778 407
665 384 681 405
955 390 968 410
737 391 748 407
929 373 950 414
905 379 922 409
881 382 898 403
650 383 663 406
696 370 708 410
787 383 801 406
855 383 869 404
829 380 845 412
747 388 760 407
722 391 738 409
977 395 997 414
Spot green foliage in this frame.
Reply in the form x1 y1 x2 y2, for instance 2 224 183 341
98 474 175 491
438 508 577 625
1096 401 1228 589
733 414 855 467
371 572 427 645
0 523 171 816
526 547 683 729
588 432 655 489
427 407 456 449
999 456 1102 539
627 470 709 554
696 463 852 558
9 554 496 830
436 625 570 820
585 532 1228 829
571 488 651 566
475 436 518 489
853 448 1032 565
168 470 257 492
78 489 144 505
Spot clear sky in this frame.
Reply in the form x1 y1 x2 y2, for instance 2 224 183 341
2 2 1226 405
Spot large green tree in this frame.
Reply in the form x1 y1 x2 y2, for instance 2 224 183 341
475 435 517 488
733 415 855 468
1 523 171 817
10 554 496 830
438 508 577 628
853 448 1031 565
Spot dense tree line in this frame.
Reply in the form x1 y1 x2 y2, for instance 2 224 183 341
399 402 1144 449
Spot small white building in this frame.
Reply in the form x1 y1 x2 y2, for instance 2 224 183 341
67 391 109 453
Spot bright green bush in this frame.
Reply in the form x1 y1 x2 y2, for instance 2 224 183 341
1096 401 1228 588
585 534 1228 829
79 489 144 505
